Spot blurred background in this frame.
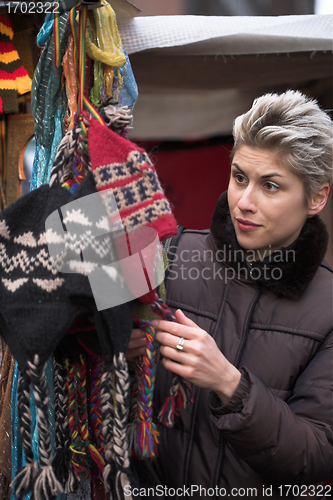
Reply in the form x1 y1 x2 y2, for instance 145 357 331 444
2 0 332 264
133 0 332 16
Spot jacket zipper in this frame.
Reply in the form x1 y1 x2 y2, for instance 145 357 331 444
235 285 262 368
215 285 262 495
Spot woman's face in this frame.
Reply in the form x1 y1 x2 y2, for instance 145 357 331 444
227 145 311 259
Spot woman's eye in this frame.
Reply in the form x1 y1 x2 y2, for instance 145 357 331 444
235 173 247 184
264 182 279 191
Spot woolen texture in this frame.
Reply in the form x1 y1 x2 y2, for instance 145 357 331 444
0 15 32 113
88 119 177 241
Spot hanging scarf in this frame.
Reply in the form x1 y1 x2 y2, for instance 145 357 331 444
30 12 69 190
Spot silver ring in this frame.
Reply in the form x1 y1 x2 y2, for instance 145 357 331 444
175 337 185 351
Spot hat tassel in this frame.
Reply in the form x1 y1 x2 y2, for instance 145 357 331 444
75 354 105 474
89 351 106 480
52 356 78 493
11 370 38 498
29 355 64 500
101 354 134 500
150 297 194 427
101 365 116 496
127 320 159 458
115 468 132 500
158 375 194 428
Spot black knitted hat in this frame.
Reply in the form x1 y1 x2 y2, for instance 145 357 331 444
0 172 135 499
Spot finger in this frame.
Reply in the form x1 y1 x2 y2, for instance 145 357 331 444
131 328 146 340
159 344 189 364
161 354 194 380
175 309 200 329
127 337 146 350
156 331 190 352
126 346 146 361
152 320 197 340
152 319 178 335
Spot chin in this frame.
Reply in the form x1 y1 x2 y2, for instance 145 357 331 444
235 234 260 251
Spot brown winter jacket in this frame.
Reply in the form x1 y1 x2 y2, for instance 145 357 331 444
132 192 333 499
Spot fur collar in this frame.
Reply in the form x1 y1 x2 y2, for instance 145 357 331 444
209 192 329 299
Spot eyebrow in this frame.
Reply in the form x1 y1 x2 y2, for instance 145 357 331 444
232 163 284 179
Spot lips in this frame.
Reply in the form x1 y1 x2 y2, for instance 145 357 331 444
236 218 262 232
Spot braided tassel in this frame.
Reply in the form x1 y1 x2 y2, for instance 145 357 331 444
29 355 64 500
76 337 106 476
71 128 87 187
150 296 175 321
128 358 142 426
49 122 80 187
128 320 159 458
75 354 105 474
101 355 134 500
101 363 115 498
158 375 194 427
113 353 133 500
66 358 90 479
98 101 133 133
52 356 77 493
11 370 38 498
151 297 194 428
89 353 106 480
66 112 91 192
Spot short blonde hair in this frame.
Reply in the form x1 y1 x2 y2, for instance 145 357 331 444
231 90 333 204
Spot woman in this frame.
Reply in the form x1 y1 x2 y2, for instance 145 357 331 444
127 90 333 499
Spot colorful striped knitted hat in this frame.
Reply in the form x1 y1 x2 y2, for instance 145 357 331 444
0 15 32 113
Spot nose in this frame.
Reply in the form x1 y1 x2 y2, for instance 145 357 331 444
237 186 257 213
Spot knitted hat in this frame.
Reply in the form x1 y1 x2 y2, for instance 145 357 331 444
88 118 177 304
0 15 32 113
87 120 193 445
88 119 176 241
0 173 136 499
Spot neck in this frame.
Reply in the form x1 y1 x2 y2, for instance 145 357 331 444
245 248 272 262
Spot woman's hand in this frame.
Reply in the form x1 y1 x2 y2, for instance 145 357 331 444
152 309 241 405
125 328 146 364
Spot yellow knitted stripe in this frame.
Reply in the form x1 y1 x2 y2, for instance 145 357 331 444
15 74 32 94
0 21 13 40
0 50 18 64
0 79 15 90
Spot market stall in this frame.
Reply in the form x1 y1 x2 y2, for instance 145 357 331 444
0 6 332 500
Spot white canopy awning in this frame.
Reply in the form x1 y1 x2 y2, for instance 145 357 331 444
118 14 333 55
118 15 333 140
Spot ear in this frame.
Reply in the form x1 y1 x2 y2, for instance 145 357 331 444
307 184 330 216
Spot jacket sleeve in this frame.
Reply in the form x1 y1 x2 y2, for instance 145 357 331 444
209 331 333 484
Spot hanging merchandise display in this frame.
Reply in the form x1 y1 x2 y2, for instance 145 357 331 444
0 114 6 210
0 343 15 499
63 32 78 132
0 14 32 213
30 11 70 190
0 15 32 114
10 355 57 500
0 161 178 500
0 3 192 500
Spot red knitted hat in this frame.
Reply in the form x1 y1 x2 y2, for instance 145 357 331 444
88 119 177 239
88 119 177 303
